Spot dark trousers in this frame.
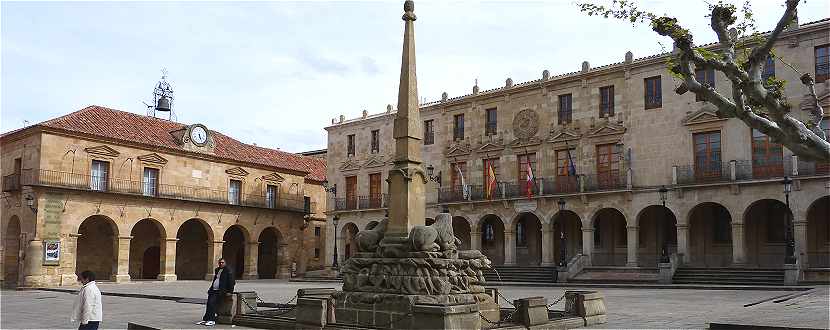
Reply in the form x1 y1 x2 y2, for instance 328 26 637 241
203 290 220 321
78 321 99 330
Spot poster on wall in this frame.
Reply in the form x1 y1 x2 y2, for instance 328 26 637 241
43 240 60 265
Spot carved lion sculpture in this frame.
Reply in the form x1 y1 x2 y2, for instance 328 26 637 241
355 219 388 252
409 213 460 252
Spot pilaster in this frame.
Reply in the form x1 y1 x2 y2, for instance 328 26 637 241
676 224 689 264
626 226 638 267
470 231 482 251
541 224 554 266
793 219 808 269
582 228 594 266
113 236 132 283
243 241 259 280
504 231 516 266
158 238 178 281
60 233 81 286
731 223 746 266
22 239 43 287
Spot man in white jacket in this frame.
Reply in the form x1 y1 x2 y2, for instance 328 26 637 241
71 270 103 330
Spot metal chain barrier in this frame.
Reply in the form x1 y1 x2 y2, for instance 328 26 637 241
547 292 567 309
495 291 515 307
478 311 501 327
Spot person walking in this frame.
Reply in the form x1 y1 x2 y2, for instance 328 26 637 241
71 270 102 330
197 258 235 326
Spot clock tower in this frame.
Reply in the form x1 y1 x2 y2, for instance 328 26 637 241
169 123 216 153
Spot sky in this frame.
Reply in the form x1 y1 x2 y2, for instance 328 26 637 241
2 0 828 153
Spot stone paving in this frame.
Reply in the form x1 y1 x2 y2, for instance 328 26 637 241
1 280 827 329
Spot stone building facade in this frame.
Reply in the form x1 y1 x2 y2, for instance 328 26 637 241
324 19 829 280
1 106 327 287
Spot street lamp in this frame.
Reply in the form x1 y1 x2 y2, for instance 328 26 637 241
658 186 670 263
426 164 442 185
782 176 796 265
332 215 340 269
557 197 567 267
321 180 337 196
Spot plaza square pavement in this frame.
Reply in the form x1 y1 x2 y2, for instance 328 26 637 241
1 280 828 329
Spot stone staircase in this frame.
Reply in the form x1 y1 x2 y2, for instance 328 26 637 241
483 266 558 284
672 267 785 285
570 266 659 284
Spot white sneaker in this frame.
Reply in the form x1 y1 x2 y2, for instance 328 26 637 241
205 321 216 326
195 321 207 325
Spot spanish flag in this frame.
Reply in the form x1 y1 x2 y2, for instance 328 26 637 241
486 163 497 199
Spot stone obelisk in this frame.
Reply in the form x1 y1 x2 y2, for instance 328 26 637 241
382 0 426 247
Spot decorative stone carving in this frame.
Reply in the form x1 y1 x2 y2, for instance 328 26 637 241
355 218 388 252
409 213 460 253
512 109 540 140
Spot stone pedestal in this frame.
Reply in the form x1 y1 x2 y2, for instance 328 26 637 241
412 302 480 330
658 262 672 284
784 263 799 285
332 292 487 329
513 296 548 327
557 266 569 283
296 297 330 329
564 291 607 326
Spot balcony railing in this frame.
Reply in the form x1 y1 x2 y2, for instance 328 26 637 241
334 193 388 211
541 176 579 195
675 157 829 186
583 172 626 191
2 173 21 192
676 162 730 184
19 169 312 213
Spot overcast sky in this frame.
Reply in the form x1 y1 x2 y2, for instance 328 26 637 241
2 1 828 152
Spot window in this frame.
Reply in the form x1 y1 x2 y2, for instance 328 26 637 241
695 67 715 102
751 129 784 179
370 130 380 153
816 44 829 83
266 184 278 208
483 222 495 242
644 76 662 109
555 148 578 192
314 248 321 259
369 173 382 208
304 196 311 213
762 55 776 81
90 160 109 192
517 153 536 193
228 179 242 205
558 94 572 124
424 120 435 145
693 131 722 180
817 119 830 174
142 167 159 197
596 144 621 189
599 85 615 117
485 108 497 136
453 114 465 141
315 226 321 237
483 158 499 199
347 134 356 157
517 222 526 247
12 158 21 187
345 176 357 209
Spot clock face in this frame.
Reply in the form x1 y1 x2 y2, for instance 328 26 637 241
191 125 208 145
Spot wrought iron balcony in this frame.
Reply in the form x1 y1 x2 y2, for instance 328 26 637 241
675 157 828 186
675 162 731 184
583 172 627 191
334 193 388 211
18 169 313 213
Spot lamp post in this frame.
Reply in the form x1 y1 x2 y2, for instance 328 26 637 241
332 215 340 269
782 176 796 265
557 197 567 267
426 164 442 202
658 186 670 263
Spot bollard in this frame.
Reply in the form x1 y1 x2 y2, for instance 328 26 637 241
513 296 549 326
564 291 607 326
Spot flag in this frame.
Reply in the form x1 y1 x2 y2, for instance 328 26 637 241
525 161 534 198
566 147 577 176
486 162 497 199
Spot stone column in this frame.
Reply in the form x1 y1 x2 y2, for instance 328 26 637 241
470 230 481 251
626 226 639 267
504 230 516 266
731 223 746 266
158 238 177 281
113 236 132 283
22 238 43 287
243 241 259 280
793 219 808 269
541 223 554 266
206 240 224 280
278 242 291 278
582 228 594 266
60 234 82 286
676 224 689 264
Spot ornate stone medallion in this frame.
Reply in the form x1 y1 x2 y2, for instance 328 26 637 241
513 109 540 139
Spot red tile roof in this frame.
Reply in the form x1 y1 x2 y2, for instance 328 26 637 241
4 105 326 182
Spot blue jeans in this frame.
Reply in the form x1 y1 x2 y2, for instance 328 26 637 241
78 321 99 330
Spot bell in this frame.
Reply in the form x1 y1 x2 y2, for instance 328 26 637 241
156 97 171 112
